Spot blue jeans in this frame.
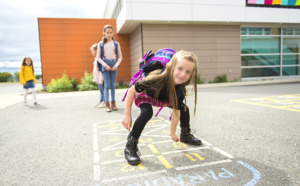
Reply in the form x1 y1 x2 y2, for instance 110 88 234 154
102 59 118 102
97 83 104 102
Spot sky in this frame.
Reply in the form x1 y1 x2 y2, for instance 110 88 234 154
0 0 107 75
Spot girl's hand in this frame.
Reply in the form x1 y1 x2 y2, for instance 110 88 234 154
111 66 117 71
105 66 112 71
23 83 26 86
170 134 180 142
122 114 132 131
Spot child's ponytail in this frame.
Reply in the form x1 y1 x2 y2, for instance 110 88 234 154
193 68 198 117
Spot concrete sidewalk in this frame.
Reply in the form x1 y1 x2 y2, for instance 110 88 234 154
1 78 300 110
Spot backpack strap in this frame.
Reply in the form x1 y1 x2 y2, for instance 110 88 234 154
99 41 104 59
113 40 118 58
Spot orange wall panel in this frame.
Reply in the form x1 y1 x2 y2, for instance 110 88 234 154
38 18 131 86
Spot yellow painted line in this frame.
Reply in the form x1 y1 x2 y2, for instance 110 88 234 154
232 99 279 104
193 153 205 160
157 155 172 169
185 154 196 161
233 100 300 112
232 94 300 102
148 144 159 153
115 150 123 157
173 142 187 148
279 104 300 108
138 163 145 170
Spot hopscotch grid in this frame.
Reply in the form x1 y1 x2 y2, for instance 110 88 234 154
94 118 238 183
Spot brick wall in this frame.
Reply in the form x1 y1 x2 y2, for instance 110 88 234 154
38 18 131 86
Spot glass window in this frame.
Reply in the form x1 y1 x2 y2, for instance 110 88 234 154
241 36 280 54
241 28 247 35
242 55 280 66
283 37 300 53
282 66 300 76
282 55 300 65
241 28 280 35
283 28 300 35
241 27 300 78
241 67 280 78
113 0 123 18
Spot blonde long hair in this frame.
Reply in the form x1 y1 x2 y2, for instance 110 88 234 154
141 50 198 116
21 57 34 73
102 25 115 45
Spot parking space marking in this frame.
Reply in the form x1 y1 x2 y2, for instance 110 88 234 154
93 118 261 185
232 94 300 112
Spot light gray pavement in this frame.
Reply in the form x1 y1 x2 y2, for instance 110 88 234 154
0 79 300 185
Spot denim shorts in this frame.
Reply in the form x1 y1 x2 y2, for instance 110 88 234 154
23 80 35 89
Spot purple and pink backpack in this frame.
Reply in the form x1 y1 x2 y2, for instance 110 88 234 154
122 48 176 118
123 48 176 101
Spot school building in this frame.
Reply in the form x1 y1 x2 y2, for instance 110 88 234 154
38 0 300 86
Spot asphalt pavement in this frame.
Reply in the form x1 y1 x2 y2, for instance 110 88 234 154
0 80 300 185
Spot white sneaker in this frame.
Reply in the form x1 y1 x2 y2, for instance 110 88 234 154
97 102 106 108
24 101 28 106
34 102 40 106
93 102 101 107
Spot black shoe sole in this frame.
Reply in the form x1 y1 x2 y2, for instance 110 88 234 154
180 139 202 146
127 160 141 165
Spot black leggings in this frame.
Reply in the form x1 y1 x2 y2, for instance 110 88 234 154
130 103 190 139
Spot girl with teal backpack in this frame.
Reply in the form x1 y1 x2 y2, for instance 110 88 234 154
122 50 202 165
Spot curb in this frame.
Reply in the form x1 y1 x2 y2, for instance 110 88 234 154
195 79 300 89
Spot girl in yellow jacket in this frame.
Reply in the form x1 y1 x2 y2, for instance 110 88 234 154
20 57 39 106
